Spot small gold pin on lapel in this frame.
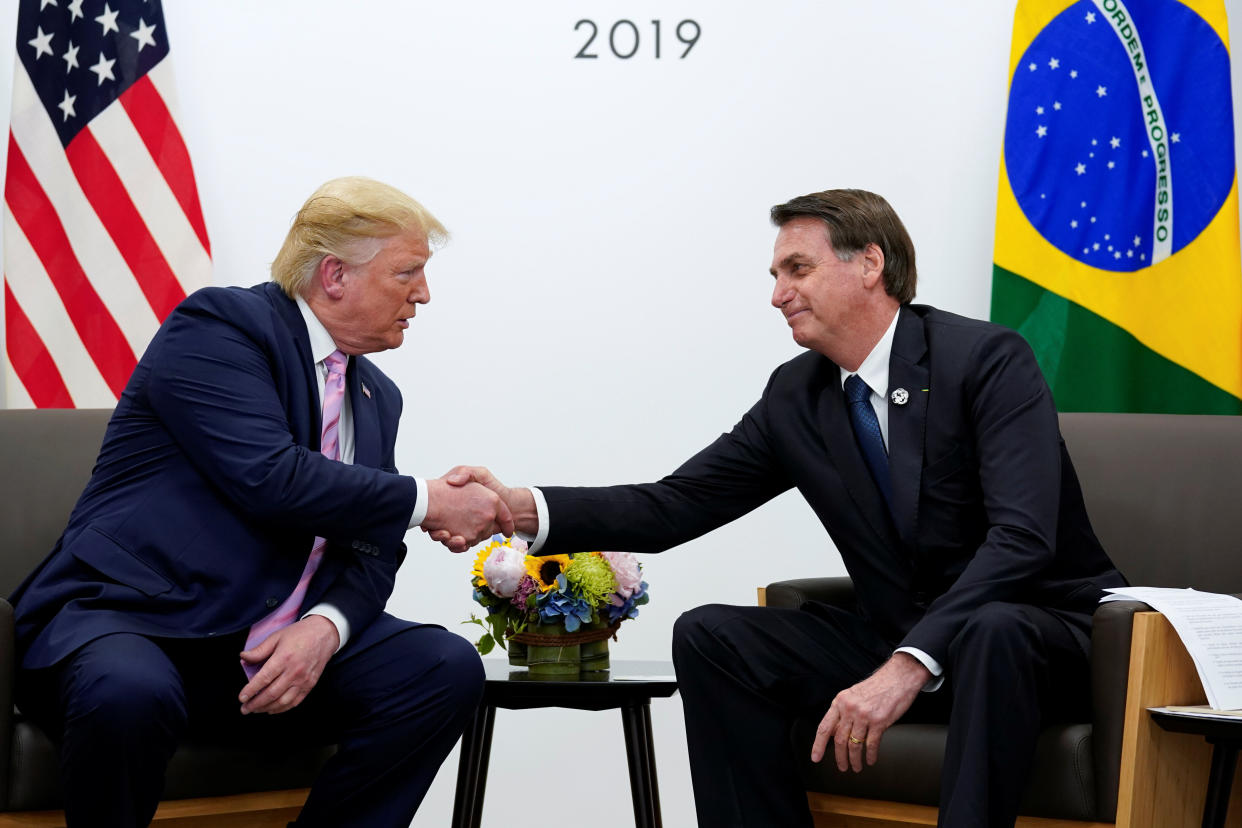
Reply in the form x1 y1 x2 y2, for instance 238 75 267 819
890 388 909 406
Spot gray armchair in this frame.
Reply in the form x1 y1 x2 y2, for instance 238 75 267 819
0 409 334 826
764 412 1242 827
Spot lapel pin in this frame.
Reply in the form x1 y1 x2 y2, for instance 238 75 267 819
890 388 909 406
361 383 372 399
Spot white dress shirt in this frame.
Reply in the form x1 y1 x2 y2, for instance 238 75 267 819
294 298 428 651
839 311 944 690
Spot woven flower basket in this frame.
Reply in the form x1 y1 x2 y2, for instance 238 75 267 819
511 621 621 676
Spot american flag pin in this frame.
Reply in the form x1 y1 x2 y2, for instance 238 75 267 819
361 383 372 399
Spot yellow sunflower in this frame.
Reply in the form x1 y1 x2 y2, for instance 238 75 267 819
524 554 573 592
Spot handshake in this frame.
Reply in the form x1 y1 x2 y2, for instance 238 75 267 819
419 466 536 553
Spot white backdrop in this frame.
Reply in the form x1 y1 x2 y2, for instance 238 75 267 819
3 2 1242 825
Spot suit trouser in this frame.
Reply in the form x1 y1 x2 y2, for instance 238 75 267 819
671 600 1091 828
16 614 484 828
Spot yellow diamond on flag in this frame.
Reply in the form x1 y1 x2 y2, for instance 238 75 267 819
991 0 1242 413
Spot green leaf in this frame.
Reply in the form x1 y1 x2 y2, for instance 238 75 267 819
488 612 507 642
476 633 495 655
462 615 488 632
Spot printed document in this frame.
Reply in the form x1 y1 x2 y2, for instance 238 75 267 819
1102 586 1242 710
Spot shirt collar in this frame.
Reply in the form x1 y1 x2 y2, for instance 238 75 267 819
839 307 901 395
295 295 343 366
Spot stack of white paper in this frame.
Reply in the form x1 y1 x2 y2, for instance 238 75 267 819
1102 586 1242 711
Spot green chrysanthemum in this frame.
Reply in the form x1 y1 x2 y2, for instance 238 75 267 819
565 552 617 608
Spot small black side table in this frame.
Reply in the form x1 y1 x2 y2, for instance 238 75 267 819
451 659 679 828
1150 708 1242 828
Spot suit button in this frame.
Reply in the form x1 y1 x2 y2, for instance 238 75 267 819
265 597 280 608
351 540 362 550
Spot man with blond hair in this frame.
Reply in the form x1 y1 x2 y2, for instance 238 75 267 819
10 177 509 827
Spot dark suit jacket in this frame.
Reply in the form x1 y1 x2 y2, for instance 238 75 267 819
537 304 1126 663
12 282 420 671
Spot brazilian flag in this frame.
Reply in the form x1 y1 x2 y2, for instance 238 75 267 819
992 0 1242 413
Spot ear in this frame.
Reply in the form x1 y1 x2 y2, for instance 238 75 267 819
317 255 347 300
859 243 885 291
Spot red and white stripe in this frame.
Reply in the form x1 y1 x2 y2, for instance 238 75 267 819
4 57 211 408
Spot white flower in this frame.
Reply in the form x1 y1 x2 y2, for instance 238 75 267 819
483 545 526 597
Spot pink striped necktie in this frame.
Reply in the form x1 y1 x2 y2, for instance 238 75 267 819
243 349 347 678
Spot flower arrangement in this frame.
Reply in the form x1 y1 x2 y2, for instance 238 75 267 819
464 534 649 656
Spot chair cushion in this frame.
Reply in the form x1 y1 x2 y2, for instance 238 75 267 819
7 714 334 811
789 719 1097 821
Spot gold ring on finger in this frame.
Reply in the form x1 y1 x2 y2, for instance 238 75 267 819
848 734 865 745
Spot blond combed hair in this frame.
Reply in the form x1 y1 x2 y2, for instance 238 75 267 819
271 177 448 296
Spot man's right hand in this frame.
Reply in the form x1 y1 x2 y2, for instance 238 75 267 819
422 478 514 553
424 466 539 549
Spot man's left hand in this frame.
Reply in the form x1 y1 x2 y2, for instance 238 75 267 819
810 652 930 772
238 615 339 715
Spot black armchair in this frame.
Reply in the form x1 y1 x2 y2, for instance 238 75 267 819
0 409 334 827
763 412 1242 827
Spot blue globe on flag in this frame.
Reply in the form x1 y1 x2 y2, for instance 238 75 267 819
1004 0 1233 273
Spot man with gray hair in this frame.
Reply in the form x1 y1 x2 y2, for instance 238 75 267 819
10 177 507 827
445 189 1126 827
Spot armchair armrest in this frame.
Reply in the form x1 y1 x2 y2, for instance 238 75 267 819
1089 593 1242 819
1089 599 1150 821
0 597 15 808
762 577 856 611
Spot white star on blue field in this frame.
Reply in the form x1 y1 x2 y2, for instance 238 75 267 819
1004 0 1232 272
17 0 170 147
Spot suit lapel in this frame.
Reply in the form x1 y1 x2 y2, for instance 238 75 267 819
266 284 322 449
349 360 381 467
817 367 901 549
887 307 929 548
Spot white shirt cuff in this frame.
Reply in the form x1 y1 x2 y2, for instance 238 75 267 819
895 646 945 692
303 604 350 653
523 486 550 553
408 477 429 529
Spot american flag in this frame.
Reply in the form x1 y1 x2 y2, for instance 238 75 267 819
4 0 210 408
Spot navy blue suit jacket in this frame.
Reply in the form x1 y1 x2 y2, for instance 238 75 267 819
537 304 1126 664
12 282 420 671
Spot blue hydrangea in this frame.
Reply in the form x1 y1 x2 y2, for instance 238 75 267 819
606 581 649 623
537 574 593 632
474 588 507 615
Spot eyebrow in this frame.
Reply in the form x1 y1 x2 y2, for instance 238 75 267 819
770 253 810 276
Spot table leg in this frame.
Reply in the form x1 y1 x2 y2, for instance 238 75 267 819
451 704 496 828
641 702 662 827
621 700 662 828
1202 741 1240 828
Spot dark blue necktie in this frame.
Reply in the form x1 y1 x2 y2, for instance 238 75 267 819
844 374 892 509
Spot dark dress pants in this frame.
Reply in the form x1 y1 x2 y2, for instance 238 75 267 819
671 600 1092 828
17 613 485 828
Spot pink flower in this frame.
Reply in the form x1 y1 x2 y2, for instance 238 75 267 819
602 551 642 599
483 546 526 597
511 575 539 610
